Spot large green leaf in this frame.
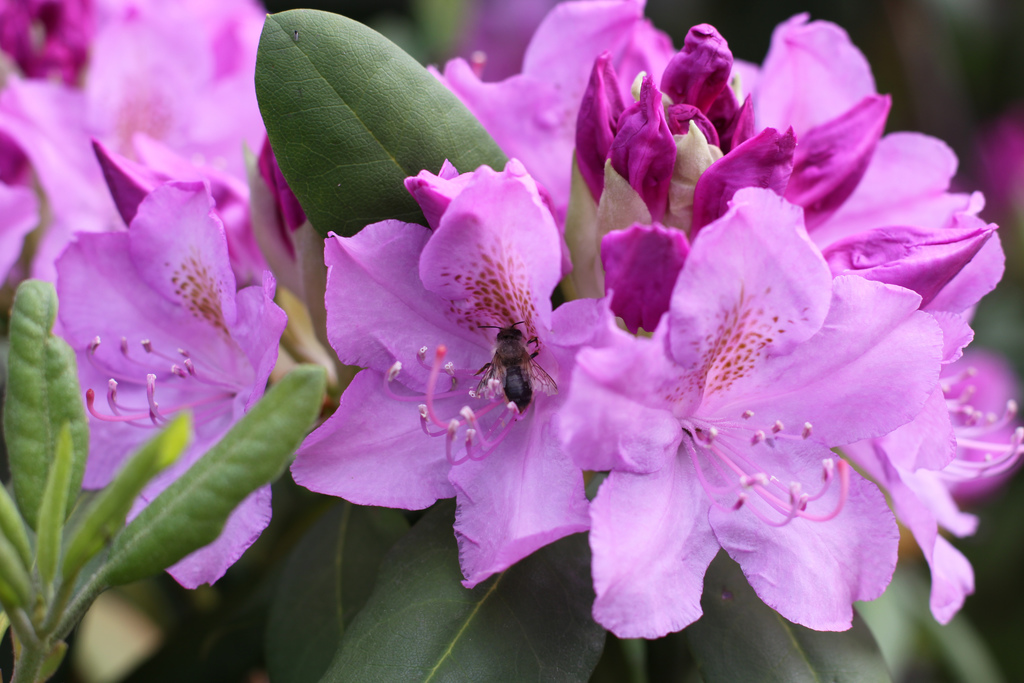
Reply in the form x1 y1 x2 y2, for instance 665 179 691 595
686 552 892 683
265 502 409 683
102 365 326 585
3 280 88 529
254 9 507 238
322 501 605 682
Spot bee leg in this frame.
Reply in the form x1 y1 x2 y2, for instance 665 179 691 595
527 336 540 347
476 362 492 376
530 351 539 359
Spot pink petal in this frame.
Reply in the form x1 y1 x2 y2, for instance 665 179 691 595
419 161 562 333
0 182 38 283
812 133 977 246
822 218 996 309
754 14 876 137
786 94 890 230
670 187 832 370
691 127 795 233
291 369 456 509
926 230 1004 314
451 404 590 588
588 455 720 639
92 138 163 225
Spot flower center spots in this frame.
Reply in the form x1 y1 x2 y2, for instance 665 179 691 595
170 252 229 335
690 288 789 398
436 240 539 341
114 82 172 154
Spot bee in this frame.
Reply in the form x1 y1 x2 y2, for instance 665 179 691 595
476 322 557 412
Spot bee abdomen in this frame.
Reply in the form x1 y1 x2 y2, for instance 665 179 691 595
503 366 533 412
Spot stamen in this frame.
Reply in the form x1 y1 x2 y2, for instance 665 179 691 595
772 420 784 434
802 422 813 439
387 361 402 382
742 410 754 419
750 430 766 445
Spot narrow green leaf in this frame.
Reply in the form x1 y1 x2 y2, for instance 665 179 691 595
0 530 32 608
255 9 507 238
323 501 606 682
4 280 88 529
62 414 191 582
266 502 409 683
686 552 892 683
102 365 326 586
36 423 74 587
0 485 32 570
38 640 67 681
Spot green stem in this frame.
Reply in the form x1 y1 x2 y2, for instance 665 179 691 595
9 618 44 683
51 567 108 643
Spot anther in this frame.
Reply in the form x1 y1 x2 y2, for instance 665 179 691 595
802 422 813 439
142 339 153 353
417 346 428 361
418 404 429 420
742 410 754 419
120 337 130 355
447 418 460 437
387 361 402 381
89 336 101 352
460 406 476 421
444 362 456 377
708 426 719 442
772 420 784 434
171 364 187 378
750 430 766 445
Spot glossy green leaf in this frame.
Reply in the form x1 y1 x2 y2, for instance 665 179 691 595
255 9 507 238
323 501 605 682
62 414 190 582
686 552 892 683
102 365 326 586
36 423 74 587
3 280 88 529
266 502 409 683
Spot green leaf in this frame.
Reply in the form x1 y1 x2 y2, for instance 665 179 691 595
0 485 32 570
36 423 75 587
322 501 606 682
255 9 507 238
62 414 191 582
266 502 409 683
3 280 88 529
0 529 32 608
102 365 326 585
686 552 892 683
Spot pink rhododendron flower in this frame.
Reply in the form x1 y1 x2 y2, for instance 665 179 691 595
292 160 614 587
845 347 1024 623
0 0 266 281
559 188 942 638
55 181 286 588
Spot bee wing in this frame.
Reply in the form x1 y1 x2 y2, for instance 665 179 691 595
475 361 506 399
527 358 558 396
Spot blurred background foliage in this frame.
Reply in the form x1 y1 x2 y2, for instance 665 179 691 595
4 0 1024 681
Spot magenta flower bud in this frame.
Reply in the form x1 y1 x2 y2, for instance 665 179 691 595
660 23 733 113
666 103 719 147
0 0 93 85
712 93 755 153
92 138 162 226
258 137 307 233
575 51 626 201
822 216 996 308
403 160 475 230
692 127 796 233
610 75 676 222
601 222 690 333
786 95 891 231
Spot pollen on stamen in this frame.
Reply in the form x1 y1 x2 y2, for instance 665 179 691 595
417 346 428 361
802 422 813 439
89 336 101 353
750 430 766 445
171 364 187 378
460 406 476 421
742 410 754 419
142 339 153 353
120 337 130 355
387 361 402 382
772 420 784 434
